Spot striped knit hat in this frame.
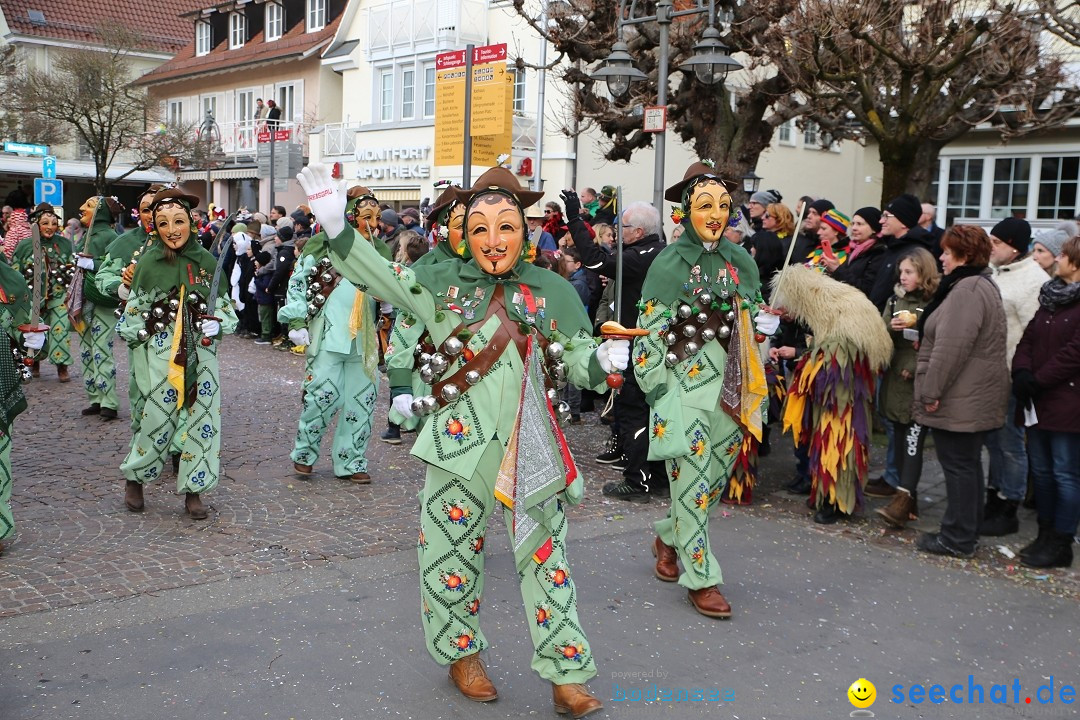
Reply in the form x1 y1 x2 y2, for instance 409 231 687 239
821 209 850 235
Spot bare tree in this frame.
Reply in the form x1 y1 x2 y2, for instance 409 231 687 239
1039 0 1080 45
3 27 198 194
760 0 1078 202
511 0 809 200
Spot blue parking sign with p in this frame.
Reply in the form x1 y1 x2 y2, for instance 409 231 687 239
34 178 63 206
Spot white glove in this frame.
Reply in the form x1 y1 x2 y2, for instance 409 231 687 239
392 393 415 420
288 328 310 346
117 284 130 301
295 164 346 238
76 256 95 270
23 331 46 350
200 319 221 337
755 311 780 336
596 339 630 373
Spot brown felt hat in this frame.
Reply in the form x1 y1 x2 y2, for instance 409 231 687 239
454 166 544 209
425 185 463 231
347 185 376 200
664 162 731 204
149 187 201 213
29 202 58 222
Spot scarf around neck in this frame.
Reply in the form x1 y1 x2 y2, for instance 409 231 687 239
1038 276 1080 311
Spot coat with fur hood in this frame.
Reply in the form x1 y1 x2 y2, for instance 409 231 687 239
913 271 1007 432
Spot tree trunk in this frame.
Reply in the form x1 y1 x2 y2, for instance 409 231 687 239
877 138 945 206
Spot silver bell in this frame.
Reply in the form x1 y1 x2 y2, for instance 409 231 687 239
440 383 461 403
421 395 438 414
557 401 571 422
464 369 481 386
168 311 177 321
677 304 693 319
726 310 736 322
684 341 700 357
168 298 180 311
546 342 564 360
136 329 149 342
547 388 559 402
665 332 678 347
419 352 432 365
419 365 436 384
444 336 464 356
696 312 708 325
198 302 208 314
140 311 149 320
413 343 424 356
319 257 332 268
153 321 165 333
320 273 334 283
113 307 123 319
718 325 731 339
553 361 568 381
699 292 713 306
429 353 449 374
682 324 697 338
410 397 426 416
307 303 318 315
701 327 716 342
665 352 680 367
313 294 326 306
152 306 164 318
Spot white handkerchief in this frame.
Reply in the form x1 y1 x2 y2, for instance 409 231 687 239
1024 403 1039 427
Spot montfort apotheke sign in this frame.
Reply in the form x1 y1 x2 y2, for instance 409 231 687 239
353 145 432 180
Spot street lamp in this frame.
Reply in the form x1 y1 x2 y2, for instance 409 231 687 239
200 109 221 209
589 0 743 211
741 170 762 194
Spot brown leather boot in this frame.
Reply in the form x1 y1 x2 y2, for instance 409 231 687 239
56 364 70 383
552 683 603 718
688 587 732 619
31 360 39 378
875 490 915 529
293 462 313 476
81 403 100 415
185 492 208 520
651 536 679 582
124 480 144 512
345 472 371 484
448 653 498 702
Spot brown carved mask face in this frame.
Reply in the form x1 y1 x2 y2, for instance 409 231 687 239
688 179 731 243
139 194 156 233
154 204 191 251
79 197 99 228
38 214 60 238
466 193 525 275
446 203 465 252
351 198 380 235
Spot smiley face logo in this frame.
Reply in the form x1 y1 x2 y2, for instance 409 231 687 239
847 678 876 709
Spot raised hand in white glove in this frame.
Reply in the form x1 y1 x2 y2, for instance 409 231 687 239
23 331 46 350
118 285 131 301
200 319 221 337
76 255 95 271
392 393 415 420
755 311 780 336
288 328 310 347
295 164 346 239
596 338 630 373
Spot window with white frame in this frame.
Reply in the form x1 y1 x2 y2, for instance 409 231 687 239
236 90 254 124
402 68 415 120
945 158 984 226
276 83 297 124
509 67 526 112
229 12 246 49
423 64 436 118
1038 156 1079 219
266 3 283 41
168 100 185 127
307 0 326 31
195 21 211 56
991 157 1031 219
778 119 794 146
201 95 218 124
802 120 818 147
380 70 393 122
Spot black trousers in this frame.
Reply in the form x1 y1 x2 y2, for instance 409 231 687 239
894 422 929 495
614 374 665 490
932 427 987 553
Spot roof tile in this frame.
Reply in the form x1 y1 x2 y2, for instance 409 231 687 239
0 0 196 52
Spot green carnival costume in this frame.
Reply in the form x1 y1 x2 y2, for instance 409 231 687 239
279 212 390 478
317 167 614 687
0 264 32 545
11 215 74 369
633 163 769 613
116 193 236 499
74 197 122 414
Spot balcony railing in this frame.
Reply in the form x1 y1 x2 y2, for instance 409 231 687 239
322 122 363 156
194 120 305 158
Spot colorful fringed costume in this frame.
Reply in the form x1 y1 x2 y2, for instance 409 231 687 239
722 362 786 505
774 265 893 514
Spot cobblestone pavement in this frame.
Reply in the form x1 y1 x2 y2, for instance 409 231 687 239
2 335 1075 618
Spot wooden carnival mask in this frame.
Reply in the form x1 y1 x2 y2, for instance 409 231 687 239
466 192 525 276
688 179 731 244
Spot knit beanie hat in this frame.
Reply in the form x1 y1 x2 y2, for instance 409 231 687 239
884 194 921 229
809 198 835 216
820 209 850 236
256 250 273 266
1033 228 1069 257
990 217 1032 254
750 189 781 206
853 206 882 234
277 226 294 242
380 209 399 227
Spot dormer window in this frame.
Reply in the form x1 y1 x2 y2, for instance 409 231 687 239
307 0 326 32
229 11 246 49
266 3 283 42
195 20 210 56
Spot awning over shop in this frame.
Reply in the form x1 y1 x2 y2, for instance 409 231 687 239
0 155 175 184
178 167 259 181
369 188 420 202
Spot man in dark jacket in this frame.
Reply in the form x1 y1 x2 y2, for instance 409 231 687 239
562 189 667 502
787 198 835 266
267 226 297 344
868 193 934 311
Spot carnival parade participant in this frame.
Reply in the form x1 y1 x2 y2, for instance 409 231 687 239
12 204 75 382
96 185 162 438
0 263 40 555
279 186 391 482
633 162 775 619
116 188 237 520
296 162 622 717
382 182 465 444
70 195 124 419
